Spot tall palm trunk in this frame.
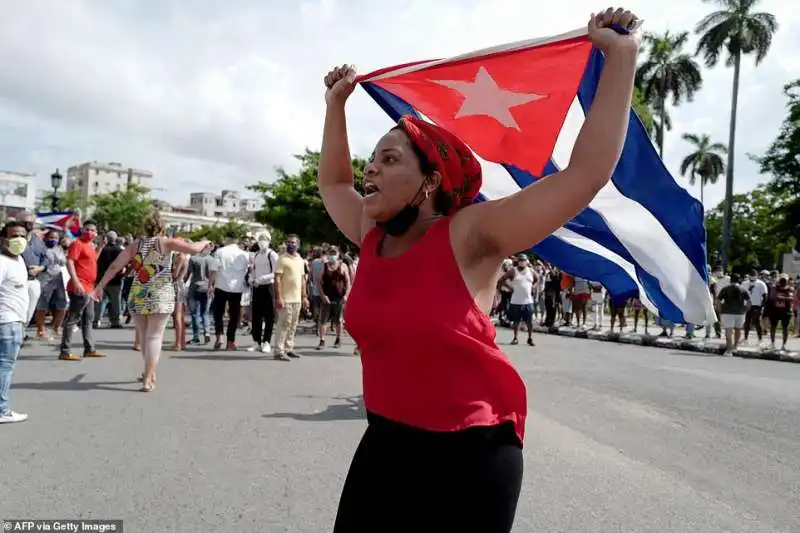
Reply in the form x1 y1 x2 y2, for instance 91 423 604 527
699 173 705 207
721 49 741 271
658 76 667 158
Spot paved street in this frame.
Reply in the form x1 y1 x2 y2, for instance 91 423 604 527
3 325 800 532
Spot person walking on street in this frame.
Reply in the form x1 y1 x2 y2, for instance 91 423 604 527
94 231 125 329
274 234 307 361
315 245 350 350
59 220 105 361
249 233 279 353
92 210 209 391
717 273 751 356
33 229 69 339
20 213 46 334
187 243 214 345
0 221 31 423
208 232 250 351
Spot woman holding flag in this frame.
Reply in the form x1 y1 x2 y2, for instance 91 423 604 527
320 7 641 531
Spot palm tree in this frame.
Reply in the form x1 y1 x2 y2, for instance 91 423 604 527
680 133 727 207
649 101 673 152
695 0 778 271
635 31 703 157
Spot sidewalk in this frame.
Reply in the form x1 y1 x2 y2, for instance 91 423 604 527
498 315 800 364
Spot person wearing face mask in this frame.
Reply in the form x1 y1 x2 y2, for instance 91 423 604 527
0 221 31 423
59 221 105 361
186 242 214 345
19 214 46 333
248 232 279 353
319 8 642 528
94 231 125 329
273 234 308 360
502 255 535 346
316 245 351 350
742 270 767 345
33 230 69 339
207 231 250 351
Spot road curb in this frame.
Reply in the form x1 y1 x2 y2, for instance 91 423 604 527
300 323 800 364
529 325 800 364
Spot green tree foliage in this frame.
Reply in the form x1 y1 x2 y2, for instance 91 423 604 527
187 218 253 245
91 184 154 236
757 80 800 233
704 185 792 272
36 189 92 214
636 31 703 157
680 133 727 206
248 149 366 247
631 87 654 134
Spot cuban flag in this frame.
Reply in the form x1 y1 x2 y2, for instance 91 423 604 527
357 27 716 324
36 210 81 239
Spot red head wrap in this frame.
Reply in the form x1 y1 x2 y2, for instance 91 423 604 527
397 115 482 215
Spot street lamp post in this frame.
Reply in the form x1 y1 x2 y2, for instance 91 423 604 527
50 169 63 211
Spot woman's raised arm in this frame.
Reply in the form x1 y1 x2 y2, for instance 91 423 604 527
319 65 373 245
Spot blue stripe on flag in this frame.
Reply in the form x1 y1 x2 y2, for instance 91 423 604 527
500 158 685 322
577 48 708 280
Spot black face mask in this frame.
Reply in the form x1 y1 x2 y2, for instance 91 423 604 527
377 181 427 237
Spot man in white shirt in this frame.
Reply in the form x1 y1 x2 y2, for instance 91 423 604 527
502 255 535 346
743 269 768 344
208 231 250 350
248 232 279 353
0 221 31 423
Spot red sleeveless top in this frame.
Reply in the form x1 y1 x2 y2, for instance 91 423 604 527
344 218 528 443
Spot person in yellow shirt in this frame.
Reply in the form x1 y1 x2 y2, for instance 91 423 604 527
274 234 308 360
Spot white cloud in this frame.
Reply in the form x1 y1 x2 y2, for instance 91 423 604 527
0 0 797 209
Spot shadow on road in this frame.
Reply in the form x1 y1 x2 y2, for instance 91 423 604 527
11 373 140 392
296 349 355 358
263 395 365 422
169 354 270 361
667 351 718 358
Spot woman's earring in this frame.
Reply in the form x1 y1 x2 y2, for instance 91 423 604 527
425 189 430 200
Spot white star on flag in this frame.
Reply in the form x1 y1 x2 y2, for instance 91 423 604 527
432 66 545 130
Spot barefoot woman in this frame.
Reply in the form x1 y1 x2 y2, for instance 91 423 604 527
321 7 641 531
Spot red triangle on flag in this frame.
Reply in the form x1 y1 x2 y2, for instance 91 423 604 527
368 35 592 175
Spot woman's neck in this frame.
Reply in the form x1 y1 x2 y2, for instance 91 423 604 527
379 215 440 257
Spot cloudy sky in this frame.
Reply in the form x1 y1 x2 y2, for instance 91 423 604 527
1 0 797 208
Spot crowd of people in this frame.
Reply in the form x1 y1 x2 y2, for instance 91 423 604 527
2 208 798 426
493 255 800 357
0 209 370 423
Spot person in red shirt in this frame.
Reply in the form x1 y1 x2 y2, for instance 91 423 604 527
59 220 104 361
319 7 641 531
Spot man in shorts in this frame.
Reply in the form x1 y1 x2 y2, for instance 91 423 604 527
717 273 750 356
316 246 350 350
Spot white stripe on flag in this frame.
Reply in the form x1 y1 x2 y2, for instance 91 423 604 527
551 98 716 324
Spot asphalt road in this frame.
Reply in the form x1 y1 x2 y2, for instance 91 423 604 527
2 325 799 532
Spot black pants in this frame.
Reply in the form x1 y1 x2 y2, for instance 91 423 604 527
333 413 523 533
251 284 276 345
212 289 242 342
744 305 763 340
59 292 95 355
544 291 558 327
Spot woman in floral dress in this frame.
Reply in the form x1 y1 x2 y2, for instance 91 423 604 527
92 211 209 391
